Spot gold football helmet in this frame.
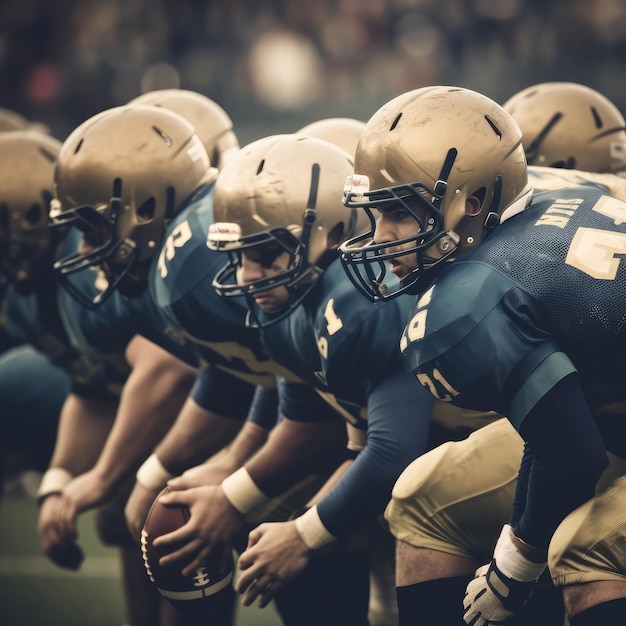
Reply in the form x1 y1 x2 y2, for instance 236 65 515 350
297 117 365 157
128 89 239 169
340 86 530 301
0 131 61 287
52 104 216 305
207 134 365 326
503 82 626 173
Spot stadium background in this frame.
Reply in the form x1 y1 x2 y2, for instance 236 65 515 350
1 1 624 624
2 0 626 143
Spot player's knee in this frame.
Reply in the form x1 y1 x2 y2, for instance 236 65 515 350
96 504 135 547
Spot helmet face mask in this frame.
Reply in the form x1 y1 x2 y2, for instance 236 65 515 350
51 105 215 307
51 182 145 306
0 131 61 289
208 134 364 327
340 148 464 301
338 86 530 301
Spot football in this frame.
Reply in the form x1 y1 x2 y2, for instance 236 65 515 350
141 486 234 614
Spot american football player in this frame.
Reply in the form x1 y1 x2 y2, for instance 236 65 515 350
32 104 246 626
298 111 397 626
340 85 626 626
197 133 508 625
0 131 72 492
0 131 173 626
47 105 355 626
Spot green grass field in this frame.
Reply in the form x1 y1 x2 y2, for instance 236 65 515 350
0 476 282 626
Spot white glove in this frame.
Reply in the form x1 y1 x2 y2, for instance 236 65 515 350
463 525 547 626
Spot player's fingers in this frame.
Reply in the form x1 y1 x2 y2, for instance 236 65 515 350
152 522 193 547
58 505 78 542
165 475 188 490
235 565 263 593
158 537 203 567
239 574 272 607
180 544 215 577
157 488 194 507
257 581 280 608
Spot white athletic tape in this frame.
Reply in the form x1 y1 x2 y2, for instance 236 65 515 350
295 505 337 550
136 454 174 490
36 468 73 504
221 467 268 515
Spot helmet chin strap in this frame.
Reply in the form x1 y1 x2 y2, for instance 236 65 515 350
296 162 321 263
430 148 457 209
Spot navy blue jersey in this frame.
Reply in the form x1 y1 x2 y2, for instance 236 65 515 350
151 185 298 388
52 234 201 368
258 259 434 538
401 185 626 429
151 185 334 426
0 344 71 467
2 228 129 399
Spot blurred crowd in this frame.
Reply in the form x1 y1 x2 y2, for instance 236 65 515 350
2 0 626 144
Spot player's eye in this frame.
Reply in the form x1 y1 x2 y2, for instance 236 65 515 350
247 244 284 268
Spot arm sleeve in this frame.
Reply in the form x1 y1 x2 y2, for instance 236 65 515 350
277 377 344 424
316 368 433 539
247 384 279 429
513 373 609 549
190 365 255 419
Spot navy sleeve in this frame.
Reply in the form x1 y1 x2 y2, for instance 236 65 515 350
277 377 344 424
316 368 433 538
513 373 608 549
190 365 255 419
247 384 279 429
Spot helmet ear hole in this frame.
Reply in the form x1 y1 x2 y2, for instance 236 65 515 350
466 188 486 216
137 197 156 223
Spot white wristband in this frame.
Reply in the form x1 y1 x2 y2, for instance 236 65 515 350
494 524 547 582
37 468 73 504
294 505 337 550
136 454 174 490
221 467 268 515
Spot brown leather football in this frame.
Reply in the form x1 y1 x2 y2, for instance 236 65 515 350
141 486 234 614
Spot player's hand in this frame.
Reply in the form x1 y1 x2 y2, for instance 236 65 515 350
152 485 246 575
59 470 110 536
463 561 537 625
125 482 161 542
167 460 233 490
463 523 547 625
38 493 84 570
236 520 311 608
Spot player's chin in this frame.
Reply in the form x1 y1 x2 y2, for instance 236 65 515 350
253 296 280 311
389 262 409 278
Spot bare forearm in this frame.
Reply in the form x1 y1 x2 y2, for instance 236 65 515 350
245 418 348 498
47 393 117 475
154 396 244 475
90 337 197 486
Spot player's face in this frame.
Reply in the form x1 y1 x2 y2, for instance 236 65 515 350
240 244 291 312
373 204 422 279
